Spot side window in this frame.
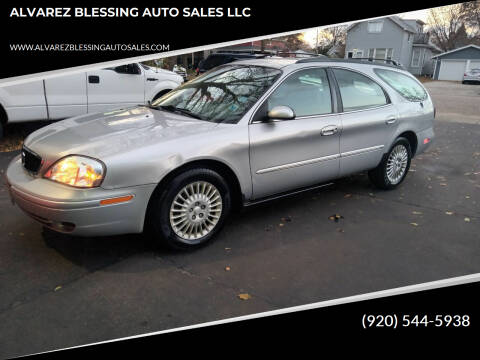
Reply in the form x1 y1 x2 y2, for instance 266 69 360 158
267 68 332 117
332 68 388 112
374 68 427 101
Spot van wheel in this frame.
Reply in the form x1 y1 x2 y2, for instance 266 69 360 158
147 168 231 250
152 89 172 103
369 137 412 190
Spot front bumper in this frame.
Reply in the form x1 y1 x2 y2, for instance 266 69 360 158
6 155 157 237
463 76 480 82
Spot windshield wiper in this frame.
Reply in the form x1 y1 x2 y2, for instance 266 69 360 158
157 105 204 120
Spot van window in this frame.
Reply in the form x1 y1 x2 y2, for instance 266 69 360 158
267 68 332 117
374 68 427 101
333 68 388 111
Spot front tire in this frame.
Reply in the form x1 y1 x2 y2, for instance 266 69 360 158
147 168 231 250
369 137 412 190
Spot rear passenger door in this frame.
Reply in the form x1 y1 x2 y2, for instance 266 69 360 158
331 68 398 176
249 67 341 199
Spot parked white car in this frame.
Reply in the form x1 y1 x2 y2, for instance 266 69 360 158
0 63 184 138
462 68 480 84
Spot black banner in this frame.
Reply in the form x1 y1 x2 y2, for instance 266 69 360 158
34 280 479 357
1 0 461 78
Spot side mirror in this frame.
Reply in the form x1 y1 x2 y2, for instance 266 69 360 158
267 106 295 121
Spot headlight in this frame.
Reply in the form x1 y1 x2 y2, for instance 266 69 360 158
44 155 105 188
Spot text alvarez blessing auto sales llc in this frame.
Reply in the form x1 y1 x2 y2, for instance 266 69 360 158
9 7 252 18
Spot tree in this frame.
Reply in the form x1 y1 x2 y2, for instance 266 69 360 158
428 2 480 51
314 25 347 57
277 34 309 52
460 1 480 40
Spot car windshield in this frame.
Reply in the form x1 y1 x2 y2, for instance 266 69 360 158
151 65 282 123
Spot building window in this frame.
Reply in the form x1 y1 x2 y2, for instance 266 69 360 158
368 21 383 33
411 49 422 67
353 50 363 58
387 48 393 60
368 48 394 60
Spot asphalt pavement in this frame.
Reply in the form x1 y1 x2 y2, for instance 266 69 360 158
0 81 479 357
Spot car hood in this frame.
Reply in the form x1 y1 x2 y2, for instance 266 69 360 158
24 106 219 161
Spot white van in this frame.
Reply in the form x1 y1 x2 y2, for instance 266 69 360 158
0 63 184 137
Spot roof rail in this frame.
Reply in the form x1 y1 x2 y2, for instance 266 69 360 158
296 57 405 69
277 52 326 58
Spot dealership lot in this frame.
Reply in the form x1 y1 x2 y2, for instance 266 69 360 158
0 81 479 357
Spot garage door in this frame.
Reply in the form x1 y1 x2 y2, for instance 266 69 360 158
438 60 466 81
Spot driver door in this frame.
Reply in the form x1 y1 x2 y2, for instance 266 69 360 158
86 64 145 113
249 67 341 199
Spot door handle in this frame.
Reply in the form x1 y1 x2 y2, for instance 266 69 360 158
88 75 100 84
385 116 396 125
321 125 338 136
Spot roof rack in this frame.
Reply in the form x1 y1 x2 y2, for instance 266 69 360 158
296 57 405 69
276 52 326 58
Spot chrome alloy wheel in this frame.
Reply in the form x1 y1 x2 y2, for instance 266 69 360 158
386 144 409 184
169 181 223 241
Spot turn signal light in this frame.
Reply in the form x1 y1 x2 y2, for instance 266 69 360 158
423 138 431 144
100 195 134 205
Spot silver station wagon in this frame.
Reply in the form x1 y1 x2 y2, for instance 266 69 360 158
6 58 435 250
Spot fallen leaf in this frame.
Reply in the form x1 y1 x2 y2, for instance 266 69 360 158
410 222 419 226
465 195 471 199
54 286 62 292
238 293 252 300
225 266 231 271
329 214 344 223
439 183 447 186
445 211 454 215
464 217 471 222
279 223 284 227
412 211 423 215
344 194 352 198
281 216 292 222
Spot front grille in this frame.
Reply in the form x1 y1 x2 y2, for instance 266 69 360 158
21 146 42 174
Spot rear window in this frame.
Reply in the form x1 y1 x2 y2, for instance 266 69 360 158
374 68 427 101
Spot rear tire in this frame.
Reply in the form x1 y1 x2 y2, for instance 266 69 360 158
147 168 231 250
369 137 412 190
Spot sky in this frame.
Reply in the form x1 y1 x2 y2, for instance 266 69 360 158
301 8 431 47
